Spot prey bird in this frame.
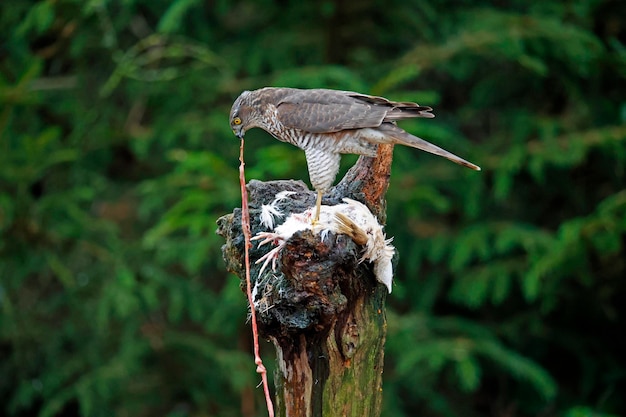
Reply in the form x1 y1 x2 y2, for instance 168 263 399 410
230 87 480 222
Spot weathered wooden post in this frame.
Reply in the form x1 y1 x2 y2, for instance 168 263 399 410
217 144 395 417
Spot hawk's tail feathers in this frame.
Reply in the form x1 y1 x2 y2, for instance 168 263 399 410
380 124 481 171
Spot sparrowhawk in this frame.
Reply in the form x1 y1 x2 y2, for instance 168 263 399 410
230 87 480 221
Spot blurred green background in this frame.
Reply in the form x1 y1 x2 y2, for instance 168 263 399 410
1 1 625 416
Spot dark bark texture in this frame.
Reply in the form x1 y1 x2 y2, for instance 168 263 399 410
216 144 395 417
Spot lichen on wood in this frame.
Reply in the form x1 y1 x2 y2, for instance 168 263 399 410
216 144 395 417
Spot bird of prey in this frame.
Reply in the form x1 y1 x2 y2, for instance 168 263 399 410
230 87 480 221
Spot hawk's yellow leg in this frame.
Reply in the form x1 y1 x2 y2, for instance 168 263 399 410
313 190 323 224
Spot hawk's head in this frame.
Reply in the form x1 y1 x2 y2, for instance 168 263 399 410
230 90 259 139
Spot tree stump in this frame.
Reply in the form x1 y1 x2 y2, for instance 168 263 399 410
216 144 395 417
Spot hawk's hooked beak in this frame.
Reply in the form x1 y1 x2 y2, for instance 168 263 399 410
233 127 245 139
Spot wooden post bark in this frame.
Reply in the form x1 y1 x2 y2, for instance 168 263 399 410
217 144 394 417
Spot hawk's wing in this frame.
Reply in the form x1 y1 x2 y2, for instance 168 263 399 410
275 89 433 133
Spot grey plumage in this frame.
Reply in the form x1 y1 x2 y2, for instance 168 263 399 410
230 87 480 220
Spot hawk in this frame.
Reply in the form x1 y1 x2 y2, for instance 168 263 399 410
230 87 480 221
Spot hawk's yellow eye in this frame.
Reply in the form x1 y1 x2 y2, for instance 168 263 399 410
233 117 242 125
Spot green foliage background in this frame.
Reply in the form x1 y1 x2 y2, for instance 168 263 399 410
1 0 625 416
